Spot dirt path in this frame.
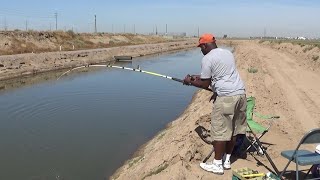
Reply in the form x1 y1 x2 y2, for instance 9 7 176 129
245 42 320 131
111 40 320 180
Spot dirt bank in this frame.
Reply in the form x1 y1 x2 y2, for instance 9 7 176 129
0 31 181 55
260 40 320 72
0 30 196 81
0 39 197 82
111 40 320 180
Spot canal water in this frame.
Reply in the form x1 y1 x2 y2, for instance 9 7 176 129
0 48 212 180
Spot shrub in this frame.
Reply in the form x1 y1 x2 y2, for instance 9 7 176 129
312 55 319 61
67 30 76 38
248 67 258 73
303 46 314 53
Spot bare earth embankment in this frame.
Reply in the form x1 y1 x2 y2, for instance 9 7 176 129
0 31 197 85
111 40 320 180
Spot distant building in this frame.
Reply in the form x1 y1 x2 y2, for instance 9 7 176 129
297 37 307 40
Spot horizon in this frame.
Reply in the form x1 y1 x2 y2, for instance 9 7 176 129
0 0 320 38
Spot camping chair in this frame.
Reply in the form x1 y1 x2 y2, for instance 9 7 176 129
279 128 320 180
243 96 280 156
242 96 281 175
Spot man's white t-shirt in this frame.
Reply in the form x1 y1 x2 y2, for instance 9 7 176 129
200 48 245 96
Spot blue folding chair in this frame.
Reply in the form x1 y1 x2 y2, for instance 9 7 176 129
280 128 320 180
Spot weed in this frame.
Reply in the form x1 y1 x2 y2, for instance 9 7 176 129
303 46 314 53
247 67 258 73
143 163 169 179
128 156 144 168
67 30 76 38
312 55 319 61
157 132 166 140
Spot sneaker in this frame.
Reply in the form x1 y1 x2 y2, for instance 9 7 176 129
223 160 231 170
200 161 224 175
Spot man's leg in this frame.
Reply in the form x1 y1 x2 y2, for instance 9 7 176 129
200 96 231 175
214 141 226 160
226 136 237 155
228 95 247 163
200 140 225 175
212 96 238 171
223 136 237 169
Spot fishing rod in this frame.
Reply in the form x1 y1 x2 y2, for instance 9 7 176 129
57 64 212 91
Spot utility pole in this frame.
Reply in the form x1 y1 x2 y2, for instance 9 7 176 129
133 24 135 34
155 25 158 35
112 24 114 34
4 17 7 31
25 20 28 31
264 27 267 38
54 12 58 30
94 15 97 33
197 26 200 37
166 24 167 35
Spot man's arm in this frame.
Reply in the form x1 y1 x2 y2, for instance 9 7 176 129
190 78 211 89
184 75 216 101
184 75 211 89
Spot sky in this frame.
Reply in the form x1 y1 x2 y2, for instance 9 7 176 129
0 0 319 38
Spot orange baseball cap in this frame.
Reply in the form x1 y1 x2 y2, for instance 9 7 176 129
197 33 216 47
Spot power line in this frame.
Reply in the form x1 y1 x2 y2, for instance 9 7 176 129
0 8 52 15
0 9 54 19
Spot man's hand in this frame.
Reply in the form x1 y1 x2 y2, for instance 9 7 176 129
209 92 217 102
183 74 192 85
191 75 201 81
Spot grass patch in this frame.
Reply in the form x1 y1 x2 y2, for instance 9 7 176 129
303 46 314 53
143 163 169 180
157 132 166 140
312 55 319 61
113 173 120 180
247 67 258 73
262 40 320 49
128 156 144 168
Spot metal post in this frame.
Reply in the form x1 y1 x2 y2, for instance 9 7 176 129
94 15 97 33
55 12 58 30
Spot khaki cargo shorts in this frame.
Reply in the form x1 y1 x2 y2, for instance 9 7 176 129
211 94 247 141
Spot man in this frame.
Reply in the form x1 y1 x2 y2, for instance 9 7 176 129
183 33 246 175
